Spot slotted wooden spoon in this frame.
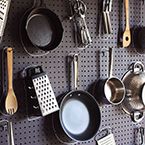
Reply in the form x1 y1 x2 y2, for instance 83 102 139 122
5 48 18 115
123 0 131 48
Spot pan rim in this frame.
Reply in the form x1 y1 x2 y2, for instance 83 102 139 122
19 7 63 55
59 90 101 141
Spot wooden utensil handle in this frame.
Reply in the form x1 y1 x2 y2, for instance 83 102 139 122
125 0 130 29
7 48 13 90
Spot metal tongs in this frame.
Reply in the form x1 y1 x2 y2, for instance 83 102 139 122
103 0 113 34
69 0 92 48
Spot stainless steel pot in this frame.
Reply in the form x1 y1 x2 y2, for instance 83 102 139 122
121 61 145 123
93 48 125 105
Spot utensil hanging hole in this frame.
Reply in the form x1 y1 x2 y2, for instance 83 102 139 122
125 36 129 41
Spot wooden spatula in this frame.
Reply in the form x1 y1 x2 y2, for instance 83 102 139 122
123 0 131 48
5 48 18 115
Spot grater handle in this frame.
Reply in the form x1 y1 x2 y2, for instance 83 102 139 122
7 48 13 90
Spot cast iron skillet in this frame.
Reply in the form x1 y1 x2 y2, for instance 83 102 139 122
20 0 63 56
52 54 101 143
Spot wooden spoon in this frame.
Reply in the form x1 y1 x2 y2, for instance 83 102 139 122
5 48 18 115
123 0 131 48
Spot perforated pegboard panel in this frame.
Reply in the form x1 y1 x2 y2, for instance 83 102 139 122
0 0 145 145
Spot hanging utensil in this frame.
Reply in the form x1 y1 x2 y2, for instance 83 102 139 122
20 0 63 57
52 54 101 143
0 0 11 42
102 0 113 35
96 127 116 145
31 66 59 116
93 48 125 105
132 0 145 54
121 62 145 123
5 48 18 115
122 0 131 48
69 0 92 48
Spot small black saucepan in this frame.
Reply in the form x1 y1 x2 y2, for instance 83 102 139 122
52 54 101 143
20 0 63 56
132 0 145 54
93 48 125 105
132 26 145 54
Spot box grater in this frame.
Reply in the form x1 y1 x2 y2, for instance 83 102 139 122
31 66 59 116
96 128 116 145
0 0 11 41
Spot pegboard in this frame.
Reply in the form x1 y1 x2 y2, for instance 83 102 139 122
0 0 145 145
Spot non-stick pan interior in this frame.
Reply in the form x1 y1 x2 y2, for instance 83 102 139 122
26 14 53 47
60 90 101 141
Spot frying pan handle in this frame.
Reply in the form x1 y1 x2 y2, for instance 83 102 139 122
72 54 79 90
131 61 144 74
131 111 144 123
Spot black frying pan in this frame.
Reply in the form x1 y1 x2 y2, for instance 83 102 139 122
20 0 63 56
52 54 101 143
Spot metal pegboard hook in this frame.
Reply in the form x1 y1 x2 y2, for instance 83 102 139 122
0 120 9 132
100 48 109 57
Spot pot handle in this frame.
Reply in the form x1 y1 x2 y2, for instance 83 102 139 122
131 61 144 74
131 111 144 123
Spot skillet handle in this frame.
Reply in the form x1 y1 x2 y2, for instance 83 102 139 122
72 54 79 90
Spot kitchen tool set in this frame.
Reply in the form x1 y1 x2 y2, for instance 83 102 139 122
1 0 145 144
68 0 92 48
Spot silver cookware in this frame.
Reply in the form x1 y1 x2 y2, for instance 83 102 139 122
121 61 145 123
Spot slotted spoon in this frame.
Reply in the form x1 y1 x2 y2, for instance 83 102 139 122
5 48 18 115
